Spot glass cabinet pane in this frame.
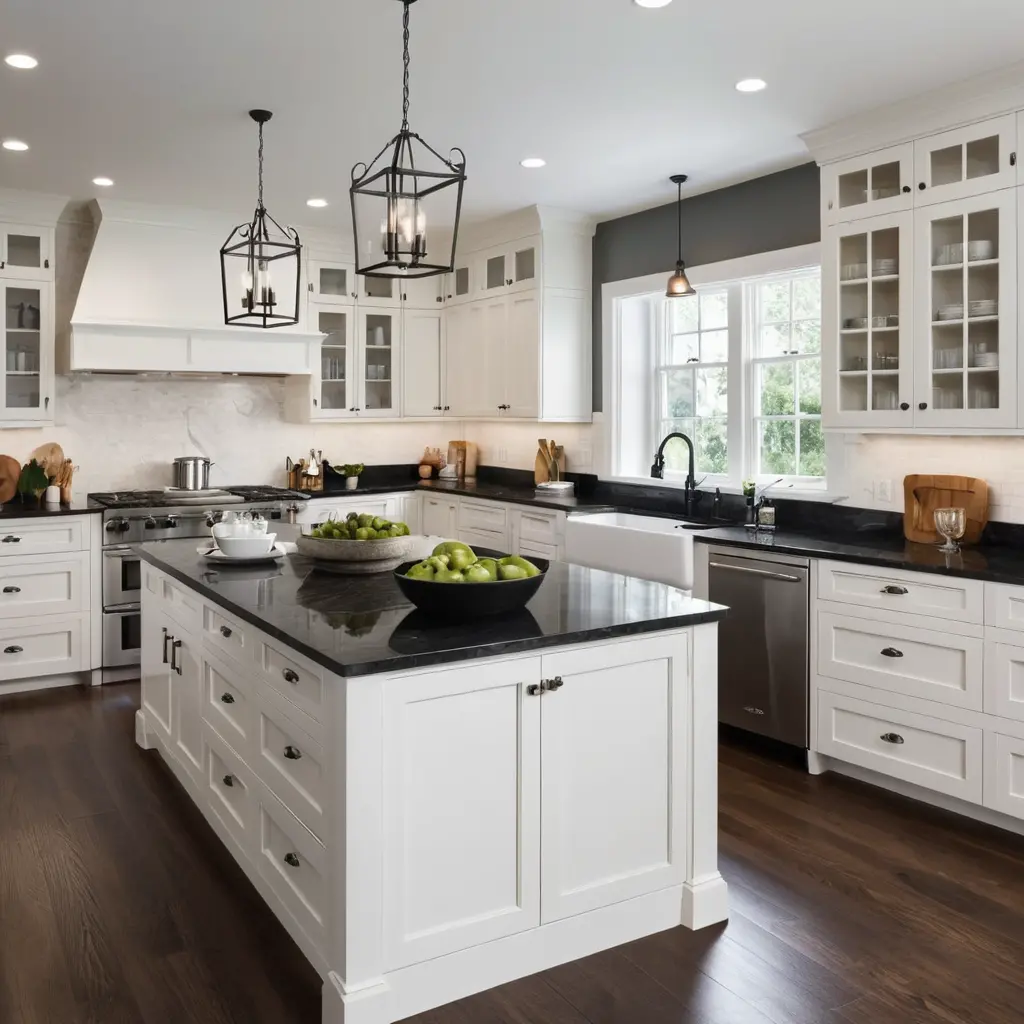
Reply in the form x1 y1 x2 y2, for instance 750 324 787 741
455 266 470 297
319 266 348 298
928 133 1003 189
364 276 395 301
318 311 347 411
514 247 536 284
363 313 393 411
7 234 42 270
838 161 903 213
486 254 506 290
4 286 42 410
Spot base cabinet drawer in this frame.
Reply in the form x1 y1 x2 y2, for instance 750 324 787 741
983 641 1024 723
259 641 324 722
256 697 324 838
984 731 1024 820
458 527 508 552
817 561 984 624
204 726 257 862
516 509 562 547
0 518 86 555
0 615 85 681
459 500 508 536
816 690 983 802
202 605 251 667
0 553 86 620
817 611 983 710
202 653 256 754
255 781 326 955
517 540 558 561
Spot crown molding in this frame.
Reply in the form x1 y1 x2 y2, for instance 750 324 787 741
802 59 1024 165
0 187 72 225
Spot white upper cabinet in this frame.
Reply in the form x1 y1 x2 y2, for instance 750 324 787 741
402 308 444 417
822 144 915 225
913 115 1017 206
823 211 914 429
0 280 54 423
477 237 541 297
401 274 445 309
357 307 400 416
311 307 354 420
504 293 540 417
0 224 53 281
448 259 475 305
913 189 1017 428
309 260 356 305
357 273 401 309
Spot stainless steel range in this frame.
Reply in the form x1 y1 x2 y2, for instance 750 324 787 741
92 486 309 669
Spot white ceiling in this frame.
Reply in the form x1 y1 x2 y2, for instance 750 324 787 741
3 0 1024 228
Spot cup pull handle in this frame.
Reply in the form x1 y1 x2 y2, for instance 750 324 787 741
881 647 904 659
880 732 905 745
881 585 908 596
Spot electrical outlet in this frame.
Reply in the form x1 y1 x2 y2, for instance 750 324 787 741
497 447 508 464
877 479 894 503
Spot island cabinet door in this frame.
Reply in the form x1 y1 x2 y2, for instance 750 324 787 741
170 629 205 792
539 634 688 924
141 605 173 747
382 657 542 969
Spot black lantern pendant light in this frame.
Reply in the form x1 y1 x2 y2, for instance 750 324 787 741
666 174 696 298
350 0 466 279
221 110 301 328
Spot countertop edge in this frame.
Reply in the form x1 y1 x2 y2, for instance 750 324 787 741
136 546 727 678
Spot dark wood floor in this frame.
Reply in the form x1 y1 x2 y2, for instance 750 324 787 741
3 685 1024 1024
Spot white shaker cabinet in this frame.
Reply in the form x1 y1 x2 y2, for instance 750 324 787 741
142 614 175 747
913 115 1017 206
504 292 541 418
0 224 53 281
402 308 445 417
170 626 204 790
913 189 1017 428
0 279 54 423
821 143 915 225
822 210 914 428
421 496 458 538
308 260 356 305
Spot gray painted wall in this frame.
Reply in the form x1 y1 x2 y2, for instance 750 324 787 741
592 162 821 410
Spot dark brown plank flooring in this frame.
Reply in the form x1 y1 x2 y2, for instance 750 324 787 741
2 682 1024 1023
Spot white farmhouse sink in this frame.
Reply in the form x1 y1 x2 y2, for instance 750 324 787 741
564 512 710 591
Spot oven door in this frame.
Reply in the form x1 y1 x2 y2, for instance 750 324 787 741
103 605 142 668
104 547 142 606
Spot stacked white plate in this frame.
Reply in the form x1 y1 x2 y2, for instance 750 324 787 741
840 263 868 281
969 299 998 318
936 304 964 321
843 316 869 329
872 258 898 275
973 352 999 368
968 240 996 261
933 243 964 266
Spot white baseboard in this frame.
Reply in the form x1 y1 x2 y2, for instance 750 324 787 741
0 672 91 697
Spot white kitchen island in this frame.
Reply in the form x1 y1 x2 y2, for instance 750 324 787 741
134 540 728 1024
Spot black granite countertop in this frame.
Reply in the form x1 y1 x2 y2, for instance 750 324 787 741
0 499 102 519
136 539 726 678
694 525 1024 586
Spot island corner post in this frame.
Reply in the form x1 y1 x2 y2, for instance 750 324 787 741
134 541 728 1024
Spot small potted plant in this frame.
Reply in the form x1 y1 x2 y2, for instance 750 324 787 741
342 463 364 491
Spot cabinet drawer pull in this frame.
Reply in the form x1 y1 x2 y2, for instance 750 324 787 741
219 625 233 638
1 536 20 543
526 684 542 696
4 645 23 655
220 693 235 704
222 774 235 787
282 668 300 684
2 586 20 594
881 585 908 595
172 638 182 674
743 705 766 716
880 732 905 745
283 745 302 760
881 647 904 659
283 852 300 868
543 676 565 692
162 628 171 664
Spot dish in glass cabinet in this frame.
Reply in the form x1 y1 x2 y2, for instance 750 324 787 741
843 316 869 329
840 263 868 281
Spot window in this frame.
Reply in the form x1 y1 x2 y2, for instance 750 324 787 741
750 273 823 480
607 248 825 490
656 289 730 477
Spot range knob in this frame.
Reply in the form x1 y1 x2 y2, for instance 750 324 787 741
105 517 131 534
144 516 158 530
161 515 180 529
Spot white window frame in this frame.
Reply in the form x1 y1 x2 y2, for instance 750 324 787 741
600 242 828 494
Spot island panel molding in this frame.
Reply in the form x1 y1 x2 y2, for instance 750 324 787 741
135 545 727 1024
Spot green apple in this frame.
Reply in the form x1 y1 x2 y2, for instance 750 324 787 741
448 548 476 572
355 527 373 540
432 541 475 561
434 569 465 583
498 564 528 581
426 555 450 573
475 557 498 581
357 513 375 528
499 555 541 578
406 561 435 580
463 564 493 584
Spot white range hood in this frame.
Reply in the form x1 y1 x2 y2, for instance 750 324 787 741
69 200 317 375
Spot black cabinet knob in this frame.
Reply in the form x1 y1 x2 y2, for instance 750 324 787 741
283 745 302 760
900 402 910 411
881 647 904 659
526 684 541 696
222 775 234 787
283 668 300 684
3 586 20 594
4 646 23 655
880 732 905 745
220 693 235 704
919 402 928 410
219 625 232 638
918 182 926 190
283 852 300 868
902 185 911 194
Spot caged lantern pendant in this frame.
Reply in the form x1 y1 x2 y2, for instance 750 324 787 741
221 109 301 328
350 0 466 279
666 173 696 299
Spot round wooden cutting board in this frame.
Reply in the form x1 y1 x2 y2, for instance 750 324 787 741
0 456 21 503
29 442 65 480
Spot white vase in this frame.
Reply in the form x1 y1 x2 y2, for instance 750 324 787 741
345 476 359 491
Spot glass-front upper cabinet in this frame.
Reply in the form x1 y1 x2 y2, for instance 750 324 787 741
357 273 401 309
1 281 53 421
822 211 914 428
914 115 1017 206
447 259 474 304
0 224 53 281
913 190 1017 428
477 239 540 294
508 240 538 293
822 144 914 225
313 308 353 419
309 260 355 305
357 308 399 417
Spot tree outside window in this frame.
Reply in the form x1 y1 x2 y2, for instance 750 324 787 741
751 273 824 480
657 289 730 477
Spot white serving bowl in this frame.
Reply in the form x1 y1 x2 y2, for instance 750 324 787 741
216 533 277 559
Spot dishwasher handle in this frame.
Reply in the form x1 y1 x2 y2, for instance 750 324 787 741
708 561 804 584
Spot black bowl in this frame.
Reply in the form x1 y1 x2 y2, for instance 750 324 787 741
393 547 550 618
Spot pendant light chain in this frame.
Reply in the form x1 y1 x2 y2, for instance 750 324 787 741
257 119 265 211
401 1 411 129
676 178 683 264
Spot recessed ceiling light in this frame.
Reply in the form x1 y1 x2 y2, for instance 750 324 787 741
306 198 328 208
520 157 546 169
2 139 29 152
92 177 114 187
4 54 38 70
633 0 673 7
736 78 767 93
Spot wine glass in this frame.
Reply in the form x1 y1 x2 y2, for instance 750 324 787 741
933 507 967 554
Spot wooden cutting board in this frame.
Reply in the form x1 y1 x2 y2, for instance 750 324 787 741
0 455 19 503
903 474 989 545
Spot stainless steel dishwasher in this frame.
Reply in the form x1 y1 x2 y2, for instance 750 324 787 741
707 547 809 747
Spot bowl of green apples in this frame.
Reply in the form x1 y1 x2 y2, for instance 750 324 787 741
296 512 413 573
394 542 549 617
